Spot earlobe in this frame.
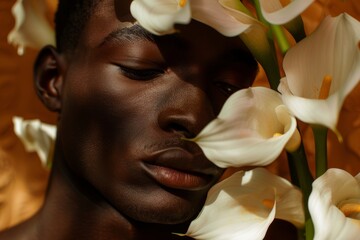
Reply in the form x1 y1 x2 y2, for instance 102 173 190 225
34 46 65 112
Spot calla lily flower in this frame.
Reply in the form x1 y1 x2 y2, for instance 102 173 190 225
130 0 259 37
308 168 360 240
278 14 360 135
258 0 314 25
189 87 299 168
7 0 55 55
184 168 304 240
13 117 56 168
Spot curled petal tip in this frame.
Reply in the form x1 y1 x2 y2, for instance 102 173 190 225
285 128 301 152
259 0 314 25
334 128 343 143
17 46 25 56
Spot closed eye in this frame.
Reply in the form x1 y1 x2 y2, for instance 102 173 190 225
117 64 165 81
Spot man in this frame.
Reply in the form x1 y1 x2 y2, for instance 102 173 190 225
0 0 258 239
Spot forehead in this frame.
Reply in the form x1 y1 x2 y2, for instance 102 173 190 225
79 0 247 55
79 0 126 49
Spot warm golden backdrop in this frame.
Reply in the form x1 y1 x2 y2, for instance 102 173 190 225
0 0 359 230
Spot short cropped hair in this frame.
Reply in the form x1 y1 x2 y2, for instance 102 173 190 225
55 0 99 52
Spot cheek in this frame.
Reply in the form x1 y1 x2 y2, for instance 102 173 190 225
58 68 158 178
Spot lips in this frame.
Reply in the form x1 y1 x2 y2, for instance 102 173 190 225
143 147 221 191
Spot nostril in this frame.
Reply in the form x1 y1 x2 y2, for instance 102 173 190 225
167 122 194 138
158 112 197 139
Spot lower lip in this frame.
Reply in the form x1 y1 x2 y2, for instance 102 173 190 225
144 164 210 190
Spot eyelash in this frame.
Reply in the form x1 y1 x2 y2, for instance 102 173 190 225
118 65 164 81
213 81 240 96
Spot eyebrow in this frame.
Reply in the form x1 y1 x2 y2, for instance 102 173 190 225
99 24 155 47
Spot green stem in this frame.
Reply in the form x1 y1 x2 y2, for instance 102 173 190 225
247 0 282 90
287 139 314 240
287 143 313 220
270 25 291 55
252 0 291 55
259 43 281 91
311 125 328 178
239 30 281 90
252 0 272 38
305 218 315 240
287 152 300 187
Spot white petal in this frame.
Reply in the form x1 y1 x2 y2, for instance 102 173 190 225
13 116 56 167
191 0 258 37
259 0 314 25
309 169 360 240
130 0 191 35
7 0 55 55
279 14 360 132
186 168 304 239
275 186 304 228
192 87 297 168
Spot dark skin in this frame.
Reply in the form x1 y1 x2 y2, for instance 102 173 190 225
0 1 296 239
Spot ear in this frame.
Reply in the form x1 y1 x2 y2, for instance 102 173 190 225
34 46 65 112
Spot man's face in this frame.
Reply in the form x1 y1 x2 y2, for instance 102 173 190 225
57 1 256 225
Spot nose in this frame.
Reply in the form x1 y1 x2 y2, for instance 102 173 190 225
157 82 215 139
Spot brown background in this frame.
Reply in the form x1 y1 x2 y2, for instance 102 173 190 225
0 0 359 230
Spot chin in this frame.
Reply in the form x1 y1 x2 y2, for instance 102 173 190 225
125 190 206 225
